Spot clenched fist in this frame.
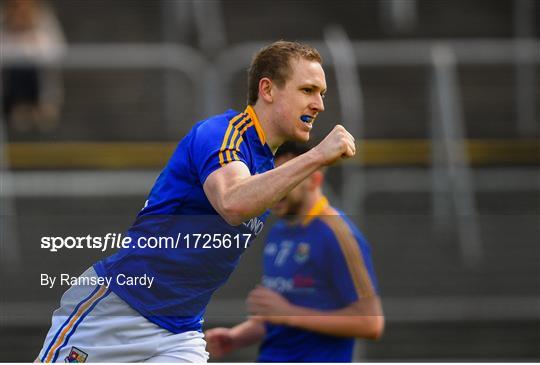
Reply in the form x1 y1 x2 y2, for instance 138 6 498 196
204 327 235 358
313 125 356 165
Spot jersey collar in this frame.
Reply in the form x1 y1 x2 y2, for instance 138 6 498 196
302 196 329 226
245 105 266 146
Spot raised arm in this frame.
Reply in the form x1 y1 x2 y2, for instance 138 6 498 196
204 125 355 225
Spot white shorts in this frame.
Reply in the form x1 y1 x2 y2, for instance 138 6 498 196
37 267 209 363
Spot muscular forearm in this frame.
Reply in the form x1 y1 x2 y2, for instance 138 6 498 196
205 125 356 225
229 319 266 349
222 149 323 224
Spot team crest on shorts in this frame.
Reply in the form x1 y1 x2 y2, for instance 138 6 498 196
65 347 88 363
294 242 310 263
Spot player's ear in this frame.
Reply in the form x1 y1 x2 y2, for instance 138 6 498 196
259 77 273 103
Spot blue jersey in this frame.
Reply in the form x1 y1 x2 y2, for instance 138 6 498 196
94 106 274 334
257 197 379 362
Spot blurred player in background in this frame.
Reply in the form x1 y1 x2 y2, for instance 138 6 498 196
37 41 357 362
205 142 384 362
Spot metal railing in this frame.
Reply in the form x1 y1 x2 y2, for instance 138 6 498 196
1 39 539 272
324 26 367 218
430 46 482 266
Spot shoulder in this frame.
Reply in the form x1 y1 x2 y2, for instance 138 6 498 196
191 109 257 156
313 206 346 238
314 206 369 255
317 207 367 244
191 109 241 140
317 206 377 296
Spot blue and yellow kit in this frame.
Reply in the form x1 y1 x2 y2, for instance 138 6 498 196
258 197 379 362
94 106 275 334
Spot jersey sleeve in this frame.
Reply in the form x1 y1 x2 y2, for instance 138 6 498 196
191 114 251 184
320 218 379 305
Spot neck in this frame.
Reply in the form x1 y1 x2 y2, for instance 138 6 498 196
251 103 284 153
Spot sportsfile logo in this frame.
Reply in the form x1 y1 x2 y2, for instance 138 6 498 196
40 233 253 252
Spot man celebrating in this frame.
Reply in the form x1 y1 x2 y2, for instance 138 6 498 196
38 41 355 362
205 142 384 362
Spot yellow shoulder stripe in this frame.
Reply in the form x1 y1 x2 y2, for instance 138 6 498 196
320 207 376 298
219 113 248 166
219 112 254 167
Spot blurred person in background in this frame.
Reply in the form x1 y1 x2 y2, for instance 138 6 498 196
205 142 384 362
1 0 66 132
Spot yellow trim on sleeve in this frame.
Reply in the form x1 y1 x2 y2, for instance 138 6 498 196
231 121 255 155
224 117 251 164
219 113 248 167
219 113 243 166
319 207 376 299
225 128 240 163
